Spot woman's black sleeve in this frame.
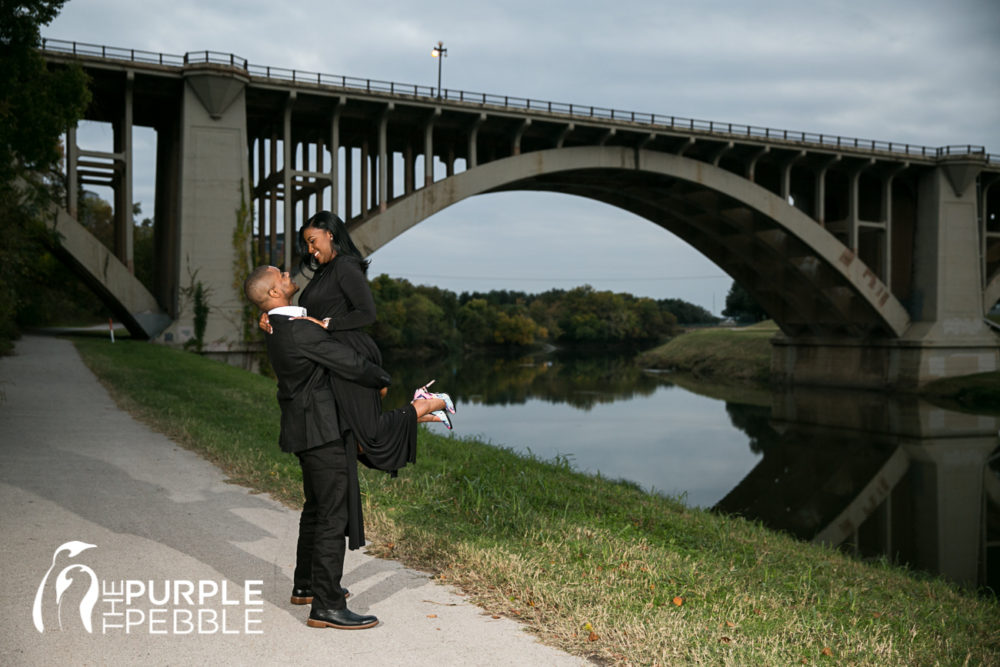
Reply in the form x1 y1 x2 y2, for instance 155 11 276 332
325 259 377 331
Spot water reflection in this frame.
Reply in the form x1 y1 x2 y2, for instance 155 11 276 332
382 349 1000 587
716 390 1000 589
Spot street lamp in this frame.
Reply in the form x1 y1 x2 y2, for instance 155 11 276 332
431 41 447 99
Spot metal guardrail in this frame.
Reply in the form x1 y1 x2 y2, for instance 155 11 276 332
41 38 998 166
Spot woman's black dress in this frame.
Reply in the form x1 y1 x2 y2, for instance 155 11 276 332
298 255 417 473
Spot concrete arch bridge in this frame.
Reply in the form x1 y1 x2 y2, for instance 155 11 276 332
41 39 1000 387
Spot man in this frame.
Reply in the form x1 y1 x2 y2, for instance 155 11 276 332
244 264 387 630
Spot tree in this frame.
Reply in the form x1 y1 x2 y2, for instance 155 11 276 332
0 0 91 351
658 297 719 325
722 281 768 323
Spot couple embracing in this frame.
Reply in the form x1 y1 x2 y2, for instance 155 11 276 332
243 211 455 630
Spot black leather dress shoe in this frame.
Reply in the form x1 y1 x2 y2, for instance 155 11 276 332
290 586 349 605
307 607 378 630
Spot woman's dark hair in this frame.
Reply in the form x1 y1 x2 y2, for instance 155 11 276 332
298 211 370 274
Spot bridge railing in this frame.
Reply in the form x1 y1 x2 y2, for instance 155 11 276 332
184 51 249 69
41 38 186 67
41 38 998 166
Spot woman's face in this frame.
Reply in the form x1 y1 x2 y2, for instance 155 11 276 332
302 226 337 264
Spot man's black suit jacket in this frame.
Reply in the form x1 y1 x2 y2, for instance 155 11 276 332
265 314 390 550
266 314 389 454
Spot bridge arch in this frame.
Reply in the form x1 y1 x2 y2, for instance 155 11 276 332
352 146 910 339
46 205 170 339
985 274 1000 316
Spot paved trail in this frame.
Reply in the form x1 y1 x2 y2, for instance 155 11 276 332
0 336 585 666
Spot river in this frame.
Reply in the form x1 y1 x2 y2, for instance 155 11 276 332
382 347 1000 590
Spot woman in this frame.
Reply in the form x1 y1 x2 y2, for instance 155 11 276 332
266 211 454 473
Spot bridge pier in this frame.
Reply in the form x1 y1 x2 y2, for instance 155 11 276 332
155 63 253 360
772 163 999 389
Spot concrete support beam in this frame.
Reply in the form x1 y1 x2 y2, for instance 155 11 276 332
256 136 266 261
66 123 78 217
879 164 907 290
269 127 278 265
45 202 169 338
283 92 295 270
846 159 875 252
814 156 840 226
445 144 455 177
781 150 806 200
555 123 574 149
386 148 395 203
746 146 769 183
423 109 440 187
404 143 414 195
301 140 311 221
360 138 369 218
468 113 486 167
512 119 531 156
329 99 344 217
908 166 992 336
344 145 353 220
158 64 250 356
710 140 733 167
113 70 134 273
378 104 392 212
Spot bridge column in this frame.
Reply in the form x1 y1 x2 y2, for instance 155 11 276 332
153 120 180 317
902 438 997 588
896 163 999 380
66 123 78 217
468 113 486 167
282 93 294 270
113 71 134 273
378 104 392 212
423 111 439 187
330 101 343 218
774 162 998 389
156 62 252 360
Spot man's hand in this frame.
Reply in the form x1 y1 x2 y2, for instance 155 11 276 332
379 387 388 399
258 312 273 335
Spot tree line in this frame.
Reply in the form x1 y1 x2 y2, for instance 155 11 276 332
368 275 718 353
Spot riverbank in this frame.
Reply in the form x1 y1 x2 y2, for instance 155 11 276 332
69 336 998 665
636 321 776 383
638 323 1000 414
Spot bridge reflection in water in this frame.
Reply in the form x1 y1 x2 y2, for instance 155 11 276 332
716 390 1000 590
382 349 1000 589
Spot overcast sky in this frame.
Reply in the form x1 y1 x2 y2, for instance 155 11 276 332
48 0 1000 313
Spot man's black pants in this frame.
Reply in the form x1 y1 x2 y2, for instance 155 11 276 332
294 440 349 611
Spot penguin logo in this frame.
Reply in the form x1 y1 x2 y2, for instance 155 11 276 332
33 541 99 633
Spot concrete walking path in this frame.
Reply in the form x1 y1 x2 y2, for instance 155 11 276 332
0 335 585 666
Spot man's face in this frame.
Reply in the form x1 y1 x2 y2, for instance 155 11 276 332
268 266 299 299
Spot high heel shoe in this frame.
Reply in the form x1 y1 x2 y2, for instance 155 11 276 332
429 409 452 430
413 380 456 415
413 380 436 401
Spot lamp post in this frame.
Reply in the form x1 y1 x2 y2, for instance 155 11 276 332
431 41 447 99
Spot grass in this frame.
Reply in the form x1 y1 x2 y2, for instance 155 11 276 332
72 337 1000 665
637 321 777 383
